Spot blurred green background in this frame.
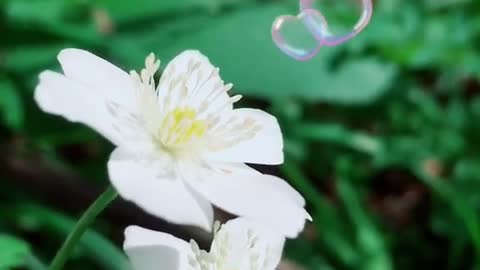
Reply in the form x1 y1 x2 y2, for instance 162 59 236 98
1 0 480 269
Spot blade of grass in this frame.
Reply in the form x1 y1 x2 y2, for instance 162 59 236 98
281 160 359 266
294 123 382 156
298 122 480 265
336 157 393 270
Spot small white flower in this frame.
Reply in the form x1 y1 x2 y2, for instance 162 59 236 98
35 49 310 237
124 218 285 270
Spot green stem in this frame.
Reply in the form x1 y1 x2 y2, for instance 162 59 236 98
47 185 117 270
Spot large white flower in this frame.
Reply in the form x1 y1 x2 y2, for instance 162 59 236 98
34 49 310 237
124 218 285 270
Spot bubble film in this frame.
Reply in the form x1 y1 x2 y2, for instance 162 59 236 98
272 0 373 61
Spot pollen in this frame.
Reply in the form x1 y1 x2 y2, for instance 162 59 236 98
160 107 207 148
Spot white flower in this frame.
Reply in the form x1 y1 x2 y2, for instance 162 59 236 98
34 49 310 237
124 218 285 270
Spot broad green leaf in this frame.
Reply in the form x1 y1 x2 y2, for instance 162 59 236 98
147 4 395 104
0 235 30 269
2 45 66 73
110 13 216 68
24 254 47 270
5 0 103 45
97 0 248 24
425 0 471 10
312 59 396 104
5 0 80 23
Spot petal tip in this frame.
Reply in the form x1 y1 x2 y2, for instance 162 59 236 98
181 49 204 56
305 210 313 222
57 48 83 59
123 225 145 249
174 50 211 65
124 225 142 237
34 71 62 111
57 48 96 68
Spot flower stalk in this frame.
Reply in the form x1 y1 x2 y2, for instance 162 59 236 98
47 185 118 270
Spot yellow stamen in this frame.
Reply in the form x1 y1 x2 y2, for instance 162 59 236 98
161 107 206 148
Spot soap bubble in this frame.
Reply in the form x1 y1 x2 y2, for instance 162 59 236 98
272 0 373 61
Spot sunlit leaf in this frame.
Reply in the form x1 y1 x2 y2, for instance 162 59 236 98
0 235 30 269
125 4 396 104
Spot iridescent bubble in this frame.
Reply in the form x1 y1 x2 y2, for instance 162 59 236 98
272 0 373 61
271 9 327 61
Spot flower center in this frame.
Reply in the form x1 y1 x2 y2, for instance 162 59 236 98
119 52 261 159
159 107 207 149
188 222 272 270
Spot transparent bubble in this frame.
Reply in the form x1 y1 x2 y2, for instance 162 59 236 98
272 0 373 61
271 9 326 61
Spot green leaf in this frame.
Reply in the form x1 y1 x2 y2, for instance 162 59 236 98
5 0 80 23
2 45 66 73
110 13 216 68
24 254 47 270
336 159 393 270
0 79 24 131
0 235 30 269
295 123 382 155
5 0 103 45
312 59 396 104
96 0 246 24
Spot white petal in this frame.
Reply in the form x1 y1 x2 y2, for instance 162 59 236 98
58 48 136 109
218 218 285 269
205 109 284 165
34 71 121 144
124 226 192 270
108 147 214 231
157 50 231 113
185 164 309 238
214 163 305 206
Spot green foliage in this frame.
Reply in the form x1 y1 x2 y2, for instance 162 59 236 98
117 3 395 104
1 0 480 269
0 79 24 131
0 234 30 269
